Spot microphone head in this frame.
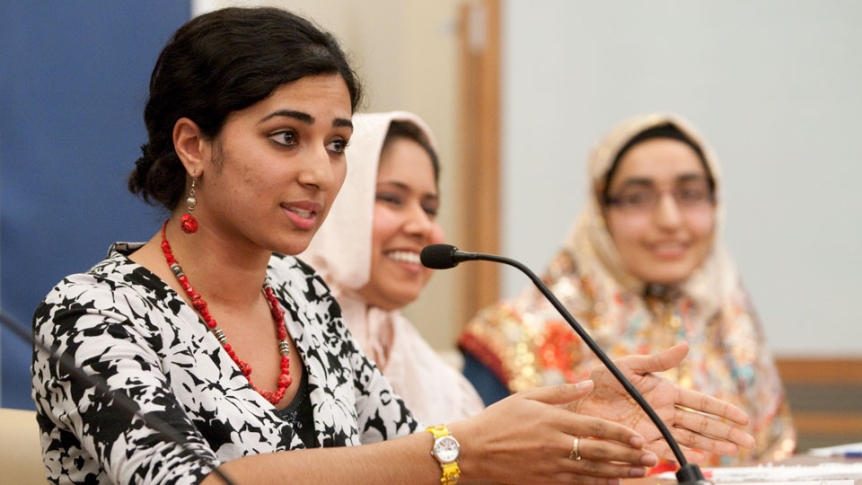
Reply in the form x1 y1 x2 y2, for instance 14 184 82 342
420 244 460 269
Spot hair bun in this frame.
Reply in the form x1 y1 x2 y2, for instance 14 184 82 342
134 143 155 172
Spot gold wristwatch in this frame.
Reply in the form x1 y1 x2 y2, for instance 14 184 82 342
426 424 460 485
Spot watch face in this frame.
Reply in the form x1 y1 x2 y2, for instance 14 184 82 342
434 435 460 463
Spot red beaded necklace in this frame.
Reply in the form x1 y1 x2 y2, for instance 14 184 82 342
160 222 292 405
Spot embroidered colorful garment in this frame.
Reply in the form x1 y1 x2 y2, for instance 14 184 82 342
459 113 795 465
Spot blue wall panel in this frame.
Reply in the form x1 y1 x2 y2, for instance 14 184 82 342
1 2 191 408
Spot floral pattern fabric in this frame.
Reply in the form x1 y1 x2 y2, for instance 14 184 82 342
31 243 418 485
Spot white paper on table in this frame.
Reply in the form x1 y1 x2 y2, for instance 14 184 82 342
808 443 862 458
707 481 855 485
655 462 862 482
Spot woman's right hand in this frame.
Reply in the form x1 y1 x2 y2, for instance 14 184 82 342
449 381 658 485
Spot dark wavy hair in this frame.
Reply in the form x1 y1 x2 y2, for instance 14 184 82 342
128 7 362 210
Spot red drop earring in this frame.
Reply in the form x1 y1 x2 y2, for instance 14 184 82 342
180 177 198 234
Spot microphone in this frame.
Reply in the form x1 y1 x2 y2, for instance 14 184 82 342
420 244 710 485
418 244 479 269
0 310 238 485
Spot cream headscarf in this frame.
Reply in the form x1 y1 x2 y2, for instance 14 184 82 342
460 113 795 464
301 111 484 425
567 112 736 323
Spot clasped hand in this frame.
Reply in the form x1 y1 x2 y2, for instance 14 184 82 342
575 341 756 463
451 342 754 484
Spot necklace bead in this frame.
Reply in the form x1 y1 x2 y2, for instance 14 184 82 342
160 221 292 405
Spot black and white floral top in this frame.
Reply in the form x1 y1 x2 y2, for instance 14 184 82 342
31 243 418 485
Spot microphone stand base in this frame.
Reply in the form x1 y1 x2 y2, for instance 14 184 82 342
675 463 713 485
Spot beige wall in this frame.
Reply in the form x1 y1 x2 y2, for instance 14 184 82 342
193 0 465 351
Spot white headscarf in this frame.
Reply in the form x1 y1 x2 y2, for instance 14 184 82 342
301 112 436 289
300 111 484 425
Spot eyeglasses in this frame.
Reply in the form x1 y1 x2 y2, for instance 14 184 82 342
604 181 714 213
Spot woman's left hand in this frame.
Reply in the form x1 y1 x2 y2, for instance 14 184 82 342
574 342 757 463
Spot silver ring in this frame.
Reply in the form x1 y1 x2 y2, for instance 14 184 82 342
568 436 582 460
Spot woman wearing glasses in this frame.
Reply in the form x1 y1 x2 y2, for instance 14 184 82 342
459 113 796 466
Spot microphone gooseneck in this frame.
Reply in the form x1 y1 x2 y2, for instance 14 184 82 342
422 244 710 485
0 310 239 485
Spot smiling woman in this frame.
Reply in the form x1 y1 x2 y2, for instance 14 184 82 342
602 130 716 285
460 112 797 466
300 111 486 425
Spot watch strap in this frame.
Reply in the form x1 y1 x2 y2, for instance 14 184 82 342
440 462 459 485
426 424 460 485
426 424 450 440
